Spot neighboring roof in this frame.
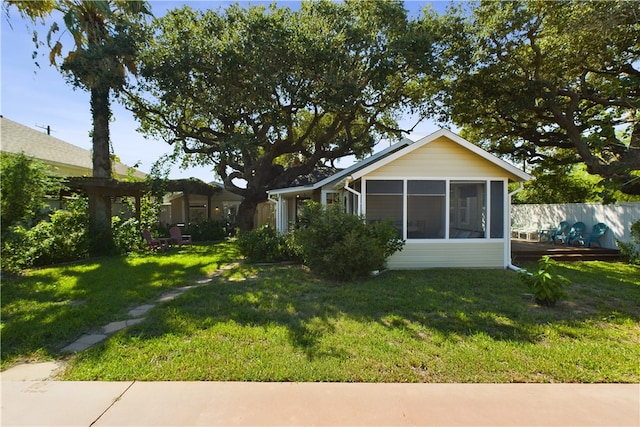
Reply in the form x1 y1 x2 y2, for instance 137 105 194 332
163 179 244 203
268 137 414 196
0 116 146 179
350 128 532 182
66 177 221 197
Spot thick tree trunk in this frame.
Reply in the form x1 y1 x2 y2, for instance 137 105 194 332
88 190 114 255
236 197 259 231
92 87 112 179
88 87 114 255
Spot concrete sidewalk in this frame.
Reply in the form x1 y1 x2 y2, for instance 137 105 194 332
2 378 638 426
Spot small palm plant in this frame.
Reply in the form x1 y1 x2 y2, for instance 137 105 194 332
519 256 570 306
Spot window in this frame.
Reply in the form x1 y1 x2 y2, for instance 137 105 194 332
366 180 403 235
364 179 505 240
407 180 445 238
325 192 339 204
450 182 485 238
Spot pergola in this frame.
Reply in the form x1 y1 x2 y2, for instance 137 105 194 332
64 177 222 225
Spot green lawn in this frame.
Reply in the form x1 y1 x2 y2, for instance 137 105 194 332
0 242 239 369
2 243 639 382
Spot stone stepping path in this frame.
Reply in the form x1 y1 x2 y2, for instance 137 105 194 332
61 262 239 353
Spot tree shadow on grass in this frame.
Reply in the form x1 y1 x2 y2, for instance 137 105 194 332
0 242 238 367
101 262 637 357
59 261 640 380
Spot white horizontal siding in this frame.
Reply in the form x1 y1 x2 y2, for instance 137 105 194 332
386 241 506 269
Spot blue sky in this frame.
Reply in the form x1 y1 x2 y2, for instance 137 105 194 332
1 1 450 182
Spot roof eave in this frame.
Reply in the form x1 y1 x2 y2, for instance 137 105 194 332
351 128 532 182
268 137 413 195
268 185 316 197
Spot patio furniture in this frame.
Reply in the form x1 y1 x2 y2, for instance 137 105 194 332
142 229 169 252
512 223 538 240
545 221 571 244
537 225 552 242
562 221 586 246
577 223 609 248
169 226 192 247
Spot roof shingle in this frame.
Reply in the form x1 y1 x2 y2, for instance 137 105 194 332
0 116 145 179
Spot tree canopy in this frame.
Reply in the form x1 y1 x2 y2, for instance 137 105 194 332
510 164 601 205
433 0 640 194
127 0 439 229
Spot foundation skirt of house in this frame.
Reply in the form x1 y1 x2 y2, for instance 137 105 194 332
385 240 505 269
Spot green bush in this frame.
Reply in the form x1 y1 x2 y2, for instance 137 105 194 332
114 193 167 251
185 219 228 242
1 196 89 272
1 226 37 272
618 220 640 265
519 256 570 306
112 216 145 253
0 153 61 233
290 202 404 281
237 224 293 263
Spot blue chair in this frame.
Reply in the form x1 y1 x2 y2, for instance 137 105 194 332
546 221 570 244
563 221 586 246
577 223 609 248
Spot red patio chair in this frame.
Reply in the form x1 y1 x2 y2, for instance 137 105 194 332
169 226 192 247
142 229 169 252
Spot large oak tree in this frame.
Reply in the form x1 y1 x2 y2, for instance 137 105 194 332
432 0 640 194
127 0 439 230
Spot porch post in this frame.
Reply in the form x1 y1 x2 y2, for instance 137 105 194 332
183 192 190 225
507 182 525 268
277 196 287 233
343 179 361 216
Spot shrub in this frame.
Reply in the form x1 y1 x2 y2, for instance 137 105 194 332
237 224 293 263
0 153 61 233
1 226 37 272
519 255 570 306
618 220 640 265
112 216 145 253
185 219 228 242
290 202 404 281
1 196 89 272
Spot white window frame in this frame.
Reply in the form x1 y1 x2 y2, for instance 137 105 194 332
362 177 507 241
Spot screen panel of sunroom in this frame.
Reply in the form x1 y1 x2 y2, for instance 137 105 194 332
365 179 504 240
449 181 486 238
407 180 446 238
365 180 403 235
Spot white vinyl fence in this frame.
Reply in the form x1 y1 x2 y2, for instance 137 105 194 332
511 203 640 249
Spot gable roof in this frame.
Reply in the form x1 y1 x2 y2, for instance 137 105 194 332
268 130 530 196
0 116 146 179
350 128 531 182
268 137 414 196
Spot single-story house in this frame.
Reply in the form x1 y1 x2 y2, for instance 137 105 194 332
163 183 243 226
1 116 222 225
1 115 150 215
1 116 146 180
268 129 532 269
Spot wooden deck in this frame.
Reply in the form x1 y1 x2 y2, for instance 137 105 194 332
511 239 620 264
